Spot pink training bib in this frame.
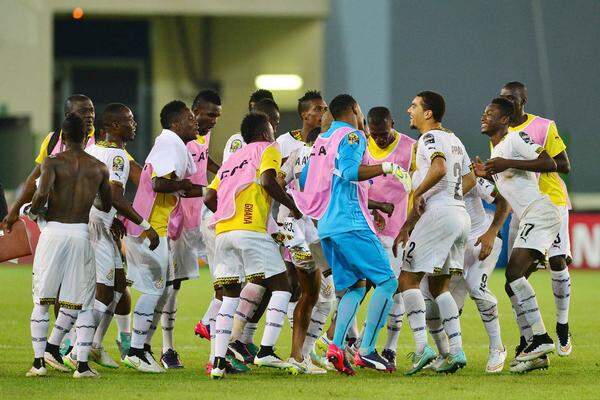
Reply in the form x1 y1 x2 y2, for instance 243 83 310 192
210 141 278 229
289 126 375 233
125 163 160 237
364 132 415 238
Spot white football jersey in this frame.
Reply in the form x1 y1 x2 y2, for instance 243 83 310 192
414 129 471 209
222 133 245 162
464 177 495 240
281 144 311 186
85 143 130 227
276 130 305 160
490 131 545 219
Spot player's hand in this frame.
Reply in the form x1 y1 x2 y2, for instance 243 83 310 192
2 210 20 233
472 156 488 178
110 218 126 241
484 157 511 175
181 184 204 198
393 227 409 258
290 205 302 220
475 229 496 261
145 227 160 251
372 209 386 232
382 162 411 191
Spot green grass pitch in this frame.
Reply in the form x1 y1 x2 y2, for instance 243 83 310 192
1 266 598 399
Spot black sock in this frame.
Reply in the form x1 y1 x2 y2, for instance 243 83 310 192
257 346 274 358
45 343 60 355
556 323 569 340
128 346 146 358
33 357 45 369
77 361 90 373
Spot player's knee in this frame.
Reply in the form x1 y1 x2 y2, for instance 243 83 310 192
504 267 522 283
549 255 567 271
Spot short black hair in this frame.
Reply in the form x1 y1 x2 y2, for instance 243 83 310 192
192 89 222 109
297 90 323 117
416 91 445 122
62 115 85 144
329 94 357 119
64 94 92 114
491 97 515 118
503 81 526 91
240 112 270 143
249 89 274 110
102 103 130 129
367 106 392 125
254 98 280 123
160 100 188 129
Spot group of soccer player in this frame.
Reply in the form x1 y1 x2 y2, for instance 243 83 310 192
2 79 573 380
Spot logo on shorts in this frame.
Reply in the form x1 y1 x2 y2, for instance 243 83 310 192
154 278 164 289
106 268 114 282
322 282 333 298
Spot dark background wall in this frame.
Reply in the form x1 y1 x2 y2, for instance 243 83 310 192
326 0 600 193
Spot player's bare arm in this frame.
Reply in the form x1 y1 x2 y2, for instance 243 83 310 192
151 176 193 193
476 191 510 261
30 158 56 216
484 150 556 175
261 169 301 219
553 150 571 174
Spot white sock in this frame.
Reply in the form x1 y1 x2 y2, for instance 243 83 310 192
551 269 571 325
384 293 404 352
436 291 462 355
510 277 547 336
425 297 449 356
241 322 258 345
214 296 239 359
231 283 266 342
473 297 503 350
93 299 108 328
261 291 291 347
287 301 298 329
209 315 217 364
202 297 222 326
303 300 332 357
63 325 76 349
509 294 532 341
48 307 77 346
30 304 50 358
161 287 179 353
131 293 160 350
145 290 169 347
93 293 121 348
115 313 131 336
75 309 95 363
402 289 428 354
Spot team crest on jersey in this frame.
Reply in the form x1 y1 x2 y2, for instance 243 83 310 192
519 131 534 144
347 132 359 145
112 156 125 172
230 139 242 153
423 133 435 145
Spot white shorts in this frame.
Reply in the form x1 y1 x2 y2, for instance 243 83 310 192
402 206 470 275
169 227 201 282
380 236 401 278
89 218 123 287
512 198 561 258
32 222 96 310
213 230 286 285
448 236 502 310
276 216 324 273
200 209 217 279
125 235 169 296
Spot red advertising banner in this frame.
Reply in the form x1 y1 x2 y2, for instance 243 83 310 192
569 213 600 269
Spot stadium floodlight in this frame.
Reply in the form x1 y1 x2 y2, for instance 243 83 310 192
255 74 303 91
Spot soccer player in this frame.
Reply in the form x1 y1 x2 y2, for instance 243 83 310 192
393 91 474 375
222 89 274 162
206 112 301 379
82 104 160 369
26 115 112 378
363 106 416 369
293 94 410 375
122 101 202 373
500 81 573 358
474 97 560 368
3 94 96 231
422 176 510 373
162 90 222 369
